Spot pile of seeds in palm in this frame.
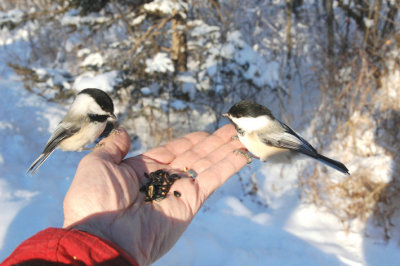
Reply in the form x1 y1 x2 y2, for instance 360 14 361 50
140 169 181 202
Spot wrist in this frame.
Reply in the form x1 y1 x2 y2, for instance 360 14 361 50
64 215 151 266
64 217 114 245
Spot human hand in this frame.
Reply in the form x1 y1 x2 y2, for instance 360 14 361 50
63 125 247 265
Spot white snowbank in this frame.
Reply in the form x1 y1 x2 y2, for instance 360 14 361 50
73 71 119 92
145 52 175 73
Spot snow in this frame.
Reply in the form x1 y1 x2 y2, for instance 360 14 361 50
170 99 187 110
32 67 73 91
285 204 365 265
61 14 110 26
221 31 280 88
131 14 146 26
383 66 400 100
73 70 119 92
0 76 78 259
144 0 188 19
189 20 219 37
80 52 104 67
0 9 24 26
0 27 29 46
155 168 359 266
77 48 91 58
141 87 152 95
177 74 196 99
363 18 374 28
145 52 175 73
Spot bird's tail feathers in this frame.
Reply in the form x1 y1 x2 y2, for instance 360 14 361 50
26 150 55 175
317 154 349 175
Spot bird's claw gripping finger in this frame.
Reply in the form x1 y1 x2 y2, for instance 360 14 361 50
231 135 239 141
110 128 121 135
95 142 105 148
233 149 253 164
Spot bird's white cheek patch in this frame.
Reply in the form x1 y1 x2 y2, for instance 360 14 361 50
69 94 107 116
231 115 273 132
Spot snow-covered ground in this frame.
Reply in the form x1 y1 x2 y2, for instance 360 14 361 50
0 69 400 265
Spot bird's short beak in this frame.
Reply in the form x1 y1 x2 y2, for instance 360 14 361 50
222 113 229 117
110 113 117 120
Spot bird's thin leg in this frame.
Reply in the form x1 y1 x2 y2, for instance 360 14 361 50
82 142 105 151
233 149 255 164
231 135 239 140
95 142 105 148
110 128 121 135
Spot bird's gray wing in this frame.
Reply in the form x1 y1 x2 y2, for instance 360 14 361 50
41 121 80 154
27 121 80 174
260 120 350 175
259 120 318 158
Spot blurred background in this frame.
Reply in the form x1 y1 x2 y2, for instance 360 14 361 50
0 0 399 265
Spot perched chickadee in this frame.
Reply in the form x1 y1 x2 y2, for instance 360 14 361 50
223 100 349 175
27 88 116 174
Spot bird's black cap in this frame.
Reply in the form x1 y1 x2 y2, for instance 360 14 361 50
79 88 114 114
227 100 274 118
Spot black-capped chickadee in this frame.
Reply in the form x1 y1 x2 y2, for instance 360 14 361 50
223 100 349 175
27 88 116 174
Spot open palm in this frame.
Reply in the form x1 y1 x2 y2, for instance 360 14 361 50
63 125 247 265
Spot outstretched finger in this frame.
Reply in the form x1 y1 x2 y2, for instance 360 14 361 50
143 131 210 164
90 128 131 164
195 148 248 201
169 124 239 170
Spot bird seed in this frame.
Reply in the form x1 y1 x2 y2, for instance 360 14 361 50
140 170 181 202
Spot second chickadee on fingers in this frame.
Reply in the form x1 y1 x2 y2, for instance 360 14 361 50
223 100 350 175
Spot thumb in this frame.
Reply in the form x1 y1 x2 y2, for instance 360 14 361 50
90 128 131 164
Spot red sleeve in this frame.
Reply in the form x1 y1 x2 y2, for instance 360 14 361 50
1 227 138 266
